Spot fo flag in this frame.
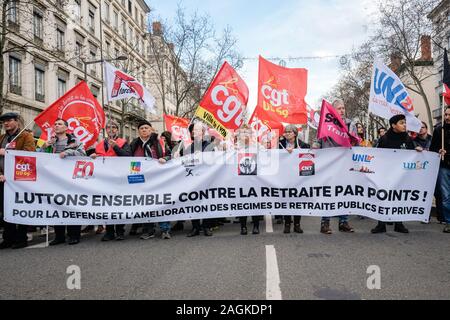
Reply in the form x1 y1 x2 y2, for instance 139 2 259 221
255 56 308 125
104 62 156 114
369 59 422 132
317 100 360 147
34 81 105 149
443 49 450 106
194 61 249 139
163 114 191 144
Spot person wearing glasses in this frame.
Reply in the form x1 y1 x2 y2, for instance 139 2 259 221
89 120 131 241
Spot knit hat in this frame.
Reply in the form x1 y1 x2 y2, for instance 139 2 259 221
137 120 152 129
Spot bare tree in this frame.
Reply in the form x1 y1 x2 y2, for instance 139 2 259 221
147 5 242 119
0 0 79 114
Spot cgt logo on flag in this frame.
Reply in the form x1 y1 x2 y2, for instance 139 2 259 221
14 156 37 181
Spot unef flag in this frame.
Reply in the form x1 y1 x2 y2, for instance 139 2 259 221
163 114 192 144
369 59 422 132
104 62 156 114
255 56 308 125
34 81 106 149
194 61 249 139
443 49 450 106
317 100 360 147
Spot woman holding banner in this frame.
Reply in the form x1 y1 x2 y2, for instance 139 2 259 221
279 124 310 234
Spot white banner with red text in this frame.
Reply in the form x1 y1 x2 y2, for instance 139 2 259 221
4 148 440 225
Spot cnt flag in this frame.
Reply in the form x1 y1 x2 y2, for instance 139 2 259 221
104 62 156 114
369 59 422 132
34 81 105 149
443 49 450 106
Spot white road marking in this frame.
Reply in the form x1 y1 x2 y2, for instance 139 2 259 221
266 245 282 300
265 215 273 233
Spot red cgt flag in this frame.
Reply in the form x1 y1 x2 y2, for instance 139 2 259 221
34 81 106 149
248 110 284 148
194 61 249 139
255 56 308 125
163 114 192 144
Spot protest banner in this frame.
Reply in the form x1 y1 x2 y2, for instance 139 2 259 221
4 148 439 225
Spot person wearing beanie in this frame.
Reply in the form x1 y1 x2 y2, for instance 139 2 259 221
371 114 423 234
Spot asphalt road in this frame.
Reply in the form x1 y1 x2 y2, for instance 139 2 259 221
1 216 449 300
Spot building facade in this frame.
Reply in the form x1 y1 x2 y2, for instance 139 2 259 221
428 0 450 125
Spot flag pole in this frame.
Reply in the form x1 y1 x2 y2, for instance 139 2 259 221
99 0 112 130
6 119 35 148
442 82 445 161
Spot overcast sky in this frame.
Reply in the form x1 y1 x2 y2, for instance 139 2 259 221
145 0 378 112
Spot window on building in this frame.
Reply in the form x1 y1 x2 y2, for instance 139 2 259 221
9 56 21 95
7 1 18 24
122 18 127 39
33 10 43 39
113 11 119 30
105 40 111 57
128 0 132 15
89 10 95 32
75 41 83 67
91 85 99 99
128 27 133 43
90 49 97 75
35 67 45 102
74 0 81 21
57 28 65 51
57 77 66 98
104 2 110 23
114 47 119 59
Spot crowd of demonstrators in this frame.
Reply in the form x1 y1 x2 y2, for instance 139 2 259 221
279 125 310 234
38 118 86 245
90 120 132 241
430 106 450 233
130 120 172 240
318 99 357 235
1 104 450 250
0 113 35 249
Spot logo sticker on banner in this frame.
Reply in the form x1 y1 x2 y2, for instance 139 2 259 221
352 154 375 163
299 153 315 176
73 161 95 179
14 156 37 181
128 162 145 184
238 153 257 176
403 161 430 171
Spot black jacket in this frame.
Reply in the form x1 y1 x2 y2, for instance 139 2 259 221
279 138 310 150
413 134 432 150
377 129 416 150
430 123 450 169
130 133 171 160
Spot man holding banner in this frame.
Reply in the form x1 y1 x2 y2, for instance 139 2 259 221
0 112 35 249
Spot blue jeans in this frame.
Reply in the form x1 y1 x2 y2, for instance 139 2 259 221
321 215 348 223
438 167 450 224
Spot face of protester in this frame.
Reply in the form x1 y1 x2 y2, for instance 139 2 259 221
284 129 296 142
379 128 386 137
392 120 407 133
139 125 153 140
335 103 346 117
53 120 68 135
192 124 204 141
357 124 364 135
419 124 428 136
106 124 119 138
445 108 450 125
2 118 19 133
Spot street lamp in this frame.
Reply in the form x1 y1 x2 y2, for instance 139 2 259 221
83 55 128 82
